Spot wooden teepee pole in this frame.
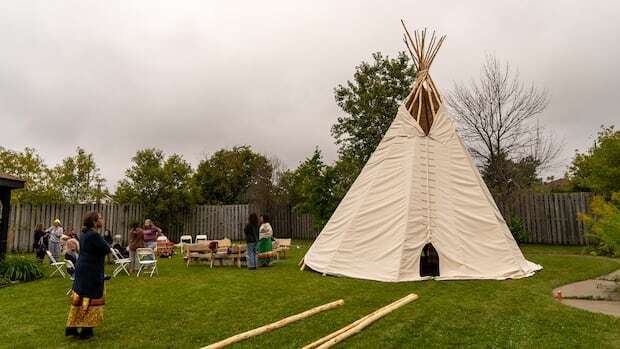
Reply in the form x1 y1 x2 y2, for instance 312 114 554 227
311 294 419 349
200 300 345 349
400 21 446 126
427 75 443 104
301 294 418 349
426 82 437 118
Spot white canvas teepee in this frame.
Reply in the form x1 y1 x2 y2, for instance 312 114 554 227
302 25 542 282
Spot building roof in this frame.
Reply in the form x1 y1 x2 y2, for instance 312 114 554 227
0 173 25 189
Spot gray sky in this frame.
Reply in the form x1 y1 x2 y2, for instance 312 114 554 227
1 1 619 189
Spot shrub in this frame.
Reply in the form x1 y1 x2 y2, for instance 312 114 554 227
579 193 620 257
0 276 10 288
0 255 44 282
508 214 529 243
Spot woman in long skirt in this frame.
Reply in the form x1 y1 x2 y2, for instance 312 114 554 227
66 211 109 339
257 215 274 267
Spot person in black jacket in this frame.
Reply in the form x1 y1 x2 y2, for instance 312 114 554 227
33 223 47 262
65 211 109 340
244 213 259 270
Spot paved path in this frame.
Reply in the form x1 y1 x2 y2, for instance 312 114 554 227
559 299 620 317
553 269 620 317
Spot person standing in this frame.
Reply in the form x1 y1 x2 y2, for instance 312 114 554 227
257 215 274 267
102 229 114 264
46 219 64 261
244 213 259 270
127 222 144 273
66 212 109 339
103 229 113 246
33 223 46 262
142 219 161 250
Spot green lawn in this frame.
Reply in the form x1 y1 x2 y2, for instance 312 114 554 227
1 243 619 349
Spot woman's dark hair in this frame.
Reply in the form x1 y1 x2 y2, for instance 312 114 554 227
249 213 258 226
82 211 100 232
261 215 270 223
131 222 140 230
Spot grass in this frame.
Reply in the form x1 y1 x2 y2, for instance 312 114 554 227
1 243 619 349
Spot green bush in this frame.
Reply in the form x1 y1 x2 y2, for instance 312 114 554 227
579 193 620 257
0 276 10 288
508 215 529 243
0 255 44 282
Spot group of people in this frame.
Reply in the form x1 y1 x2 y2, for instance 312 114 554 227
29 211 278 340
33 220 80 271
30 215 163 339
126 219 162 273
244 213 274 269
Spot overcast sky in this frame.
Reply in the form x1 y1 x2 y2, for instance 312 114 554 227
1 1 619 189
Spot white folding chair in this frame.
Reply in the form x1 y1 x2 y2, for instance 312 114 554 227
136 248 158 277
65 260 75 295
195 235 207 244
156 235 168 242
111 248 131 277
179 235 192 247
46 250 66 278
178 235 193 255
180 235 192 245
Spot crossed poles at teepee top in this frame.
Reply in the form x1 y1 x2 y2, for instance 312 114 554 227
401 20 445 129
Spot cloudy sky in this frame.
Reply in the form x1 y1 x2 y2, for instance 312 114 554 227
1 1 619 189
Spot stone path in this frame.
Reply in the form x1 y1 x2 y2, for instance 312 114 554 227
553 269 620 317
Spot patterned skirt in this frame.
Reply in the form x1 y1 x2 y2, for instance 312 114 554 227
257 238 273 265
66 291 105 328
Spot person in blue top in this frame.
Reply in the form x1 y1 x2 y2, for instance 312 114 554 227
65 211 110 340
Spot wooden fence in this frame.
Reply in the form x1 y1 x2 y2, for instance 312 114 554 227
7 204 144 253
497 192 595 245
269 204 318 240
6 192 597 252
7 203 317 252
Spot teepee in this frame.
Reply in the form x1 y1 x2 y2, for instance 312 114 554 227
301 23 542 282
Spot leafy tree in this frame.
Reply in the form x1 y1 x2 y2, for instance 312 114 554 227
332 52 416 163
481 152 541 204
49 147 108 203
194 146 273 205
283 149 362 228
0 147 63 204
568 125 620 193
289 148 336 228
329 155 363 202
115 149 166 204
579 193 620 257
115 149 195 234
281 52 415 228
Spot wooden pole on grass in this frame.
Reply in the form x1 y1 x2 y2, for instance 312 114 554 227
301 313 372 349
305 294 419 349
301 294 415 349
200 299 345 349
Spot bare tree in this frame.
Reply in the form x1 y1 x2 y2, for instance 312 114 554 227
446 54 560 168
446 54 562 202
